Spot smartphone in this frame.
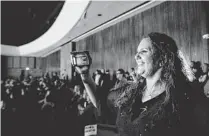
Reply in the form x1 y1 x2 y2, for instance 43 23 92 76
70 51 91 66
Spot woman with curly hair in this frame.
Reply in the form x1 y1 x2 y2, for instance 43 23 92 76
74 32 202 136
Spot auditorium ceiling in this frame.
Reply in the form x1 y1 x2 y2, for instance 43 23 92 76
1 1 64 46
1 0 160 57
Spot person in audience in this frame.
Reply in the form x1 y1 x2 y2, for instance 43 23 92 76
200 63 209 98
130 67 137 82
105 68 128 123
73 32 208 136
20 70 25 81
94 69 104 86
192 63 209 135
191 61 203 81
43 72 51 84
51 72 59 82
105 69 110 79
114 68 127 88
100 68 105 74
61 69 68 80
124 71 131 81
199 63 209 85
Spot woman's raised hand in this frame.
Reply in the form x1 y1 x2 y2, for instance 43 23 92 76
74 65 90 74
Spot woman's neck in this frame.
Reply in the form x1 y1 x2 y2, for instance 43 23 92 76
142 68 165 103
146 68 162 93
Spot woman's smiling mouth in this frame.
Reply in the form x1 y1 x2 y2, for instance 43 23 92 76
136 61 144 66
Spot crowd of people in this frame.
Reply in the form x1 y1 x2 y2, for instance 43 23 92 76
1 68 138 136
1 53 209 136
1 64 209 136
1 72 89 136
191 61 209 98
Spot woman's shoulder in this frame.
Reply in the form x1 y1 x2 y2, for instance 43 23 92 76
109 81 145 108
107 82 133 101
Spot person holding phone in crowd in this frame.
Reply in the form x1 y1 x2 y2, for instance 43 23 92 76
72 32 206 136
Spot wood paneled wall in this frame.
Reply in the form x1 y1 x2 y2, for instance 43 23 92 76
1 50 61 79
1 55 43 79
76 1 209 73
60 42 75 80
42 50 61 75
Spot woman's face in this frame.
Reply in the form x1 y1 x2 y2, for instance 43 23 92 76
135 38 159 78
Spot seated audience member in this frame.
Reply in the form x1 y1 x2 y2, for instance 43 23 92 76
94 69 103 87
192 61 203 81
113 69 127 89
130 67 137 82
199 63 209 85
125 71 132 82
201 63 209 98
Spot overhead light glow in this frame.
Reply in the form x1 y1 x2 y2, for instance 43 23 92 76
203 34 209 39
25 67 30 71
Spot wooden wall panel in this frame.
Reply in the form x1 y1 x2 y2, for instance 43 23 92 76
41 57 47 72
35 57 42 69
1 56 44 79
42 50 61 75
28 57 34 68
60 42 73 79
76 1 209 74
13 56 20 68
7 56 13 68
20 57 27 68
6 68 43 78
1 56 8 79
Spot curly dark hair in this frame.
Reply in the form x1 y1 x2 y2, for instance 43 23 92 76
147 32 192 105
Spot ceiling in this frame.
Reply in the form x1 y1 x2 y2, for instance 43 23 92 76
1 1 64 46
33 1 150 57
64 1 148 41
1 1 164 57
